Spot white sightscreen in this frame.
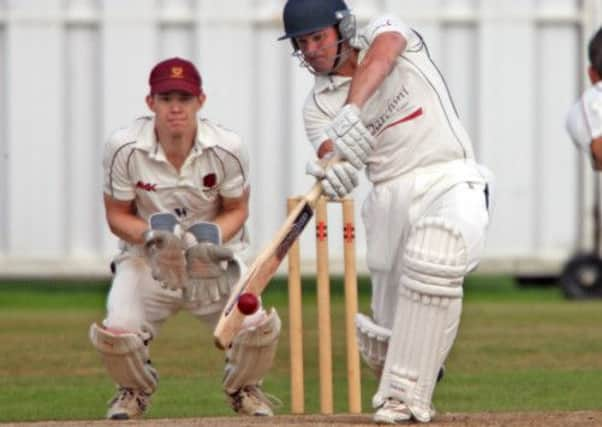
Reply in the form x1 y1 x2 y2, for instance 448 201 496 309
0 0 598 277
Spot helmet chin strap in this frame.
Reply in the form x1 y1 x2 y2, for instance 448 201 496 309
293 38 353 76
330 40 353 75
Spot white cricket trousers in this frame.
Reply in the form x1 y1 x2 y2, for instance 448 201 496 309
102 254 251 338
362 160 491 329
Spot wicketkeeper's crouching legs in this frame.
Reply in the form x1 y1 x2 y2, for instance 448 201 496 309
89 220 283 419
89 324 157 420
89 255 161 420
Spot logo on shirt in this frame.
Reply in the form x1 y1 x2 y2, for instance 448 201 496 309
174 207 188 218
373 19 393 34
202 173 217 188
136 181 157 192
366 85 412 135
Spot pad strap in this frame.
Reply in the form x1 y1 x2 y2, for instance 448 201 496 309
355 313 391 378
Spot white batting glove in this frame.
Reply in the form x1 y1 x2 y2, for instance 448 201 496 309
143 213 187 291
185 222 241 304
306 158 359 199
325 104 375 169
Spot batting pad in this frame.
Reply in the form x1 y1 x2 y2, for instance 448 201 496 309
376 217 466 422
355 313 391 378
223 308 281 393
89 323 158 394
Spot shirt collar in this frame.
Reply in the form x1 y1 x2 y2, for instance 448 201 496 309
314 73 352 94
134 116 215 160
135 116 157 152
194 118 217 150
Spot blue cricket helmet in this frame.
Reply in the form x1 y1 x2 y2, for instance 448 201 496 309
278 0 350 41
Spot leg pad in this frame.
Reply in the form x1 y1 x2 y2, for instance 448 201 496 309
90 323 158 394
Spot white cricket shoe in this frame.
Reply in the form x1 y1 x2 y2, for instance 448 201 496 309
373 398 436 424
106 387 151 420
373 398 412 424
227 385 280 416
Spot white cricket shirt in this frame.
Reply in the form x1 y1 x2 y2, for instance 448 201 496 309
103 116 250 251
303 15 476 184
566 81 602 151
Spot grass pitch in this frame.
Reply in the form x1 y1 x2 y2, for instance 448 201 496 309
0 275 601 422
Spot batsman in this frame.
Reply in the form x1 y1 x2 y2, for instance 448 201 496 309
89 57 280 420
278 0 493 423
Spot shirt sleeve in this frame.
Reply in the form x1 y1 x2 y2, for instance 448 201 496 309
103 129 136 201
354 15 414 50
303 94 331 152
566 85 602 152
218 134 250 199
566 102 591 152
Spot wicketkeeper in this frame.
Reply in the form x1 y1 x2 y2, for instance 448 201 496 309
278 0 493 423
566 27 602 167
89 57 280 420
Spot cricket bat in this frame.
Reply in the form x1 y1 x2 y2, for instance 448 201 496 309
213 180 324 350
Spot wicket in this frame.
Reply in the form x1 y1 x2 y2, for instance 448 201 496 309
286 195 362 414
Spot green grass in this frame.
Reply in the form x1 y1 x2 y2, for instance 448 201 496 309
0 275 601 421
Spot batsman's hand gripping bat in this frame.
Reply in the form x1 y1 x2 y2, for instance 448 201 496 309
213 159 336 349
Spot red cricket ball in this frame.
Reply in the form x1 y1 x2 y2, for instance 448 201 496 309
237 292 259 315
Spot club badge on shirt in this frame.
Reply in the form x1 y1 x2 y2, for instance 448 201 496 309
202 173 219 198
203 173 217 188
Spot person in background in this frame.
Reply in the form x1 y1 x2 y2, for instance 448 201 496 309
567 27 602 169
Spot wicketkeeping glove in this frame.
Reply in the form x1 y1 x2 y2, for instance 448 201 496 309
143 213 187 291
325 104 375 169
306 158 359 199
185 222 242 304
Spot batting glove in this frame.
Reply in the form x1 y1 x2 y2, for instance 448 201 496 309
325 104 375 169
306 158 359 199
143 213 187 291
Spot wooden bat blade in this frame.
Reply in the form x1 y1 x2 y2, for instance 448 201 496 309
213 183 322 350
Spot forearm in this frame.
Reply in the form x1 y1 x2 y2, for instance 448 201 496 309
317 140 335 158
214 209 247 243
346 60 393 108
345 33 406 108
104 193 148 244
591 137 602 170
106 211 148 245
213 189 250 243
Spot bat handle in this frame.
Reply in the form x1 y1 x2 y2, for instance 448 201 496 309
305 181 325 207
